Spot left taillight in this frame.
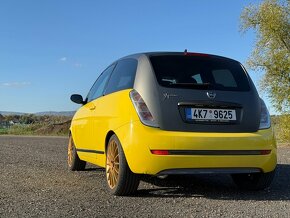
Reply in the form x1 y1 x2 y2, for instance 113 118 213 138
129 90 159 128
259 98 271 129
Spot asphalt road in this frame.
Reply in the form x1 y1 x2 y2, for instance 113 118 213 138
0 135 289 217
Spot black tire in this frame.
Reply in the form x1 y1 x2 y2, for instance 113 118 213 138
68 135 86 171
231 169 276 190
106 134 140 196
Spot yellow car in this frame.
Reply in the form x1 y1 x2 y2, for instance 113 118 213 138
68 52 276 196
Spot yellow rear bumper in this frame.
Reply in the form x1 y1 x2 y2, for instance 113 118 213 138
115 121 277 175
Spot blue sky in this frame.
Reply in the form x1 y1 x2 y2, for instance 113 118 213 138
1 0 273 114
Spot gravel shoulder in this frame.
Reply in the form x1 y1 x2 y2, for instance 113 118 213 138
0 135 289 217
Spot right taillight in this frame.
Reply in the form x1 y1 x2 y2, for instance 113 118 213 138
129 90 159 128
259 98 271 129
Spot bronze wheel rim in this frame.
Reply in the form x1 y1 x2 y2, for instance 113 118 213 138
106 140 120 189
68 136 73 167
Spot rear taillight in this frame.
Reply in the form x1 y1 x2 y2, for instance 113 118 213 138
259 98 271 129
151 150 169 155
130 90 159 128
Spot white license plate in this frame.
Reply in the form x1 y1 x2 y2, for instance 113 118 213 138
185 108 236 121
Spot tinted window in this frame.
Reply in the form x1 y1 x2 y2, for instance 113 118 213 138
87 64 115 102
212 69 237 88
104 59 137 95
150 55 250 91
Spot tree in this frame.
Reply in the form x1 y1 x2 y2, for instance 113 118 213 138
240 0 290 113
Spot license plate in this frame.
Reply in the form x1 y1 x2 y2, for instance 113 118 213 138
185 108 236 122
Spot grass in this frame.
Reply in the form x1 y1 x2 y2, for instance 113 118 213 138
0 128 8 134
5 123 69 136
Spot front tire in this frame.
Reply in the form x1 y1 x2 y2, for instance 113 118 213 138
68 135 86 171
106 134 140 196
231 169 276 190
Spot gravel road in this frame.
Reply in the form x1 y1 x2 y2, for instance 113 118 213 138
0 135 289 217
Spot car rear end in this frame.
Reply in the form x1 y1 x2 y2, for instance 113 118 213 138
121 52 276 183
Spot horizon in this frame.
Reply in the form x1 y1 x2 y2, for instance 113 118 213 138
0 110 75 115
1 0 277 114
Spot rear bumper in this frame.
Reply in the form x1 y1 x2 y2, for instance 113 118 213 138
115 121 277 175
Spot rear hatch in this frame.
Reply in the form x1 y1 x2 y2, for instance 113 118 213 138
149 54 260 133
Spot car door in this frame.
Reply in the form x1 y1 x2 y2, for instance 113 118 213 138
75 64 115 159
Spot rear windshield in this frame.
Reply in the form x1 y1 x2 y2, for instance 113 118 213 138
150 55 250 91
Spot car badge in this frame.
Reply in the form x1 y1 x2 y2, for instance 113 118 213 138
163 93 178 100
207 91 216 99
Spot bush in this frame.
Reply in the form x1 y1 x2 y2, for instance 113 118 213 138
272 114 290 144
2 115 71 136
7 123 42 135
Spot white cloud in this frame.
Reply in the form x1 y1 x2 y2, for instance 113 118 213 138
1 82 31 88
60 57 67 62
59 57 83 68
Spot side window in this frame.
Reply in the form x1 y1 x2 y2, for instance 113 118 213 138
87 64 115 102
104 59 137 95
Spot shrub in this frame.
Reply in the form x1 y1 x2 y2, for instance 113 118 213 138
272 114 290 144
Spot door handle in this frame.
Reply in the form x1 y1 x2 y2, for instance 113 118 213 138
89 105 96 110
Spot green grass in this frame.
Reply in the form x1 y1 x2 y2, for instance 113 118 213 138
6 124 37 135
5 123 69 136
0 128 8 134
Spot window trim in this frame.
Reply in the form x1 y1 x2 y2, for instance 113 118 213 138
86 63 116 103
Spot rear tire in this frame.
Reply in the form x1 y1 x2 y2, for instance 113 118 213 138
231 169 276 190
68 135 86 171
106 134 140 196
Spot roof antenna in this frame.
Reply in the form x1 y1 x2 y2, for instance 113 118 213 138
184 49 188 55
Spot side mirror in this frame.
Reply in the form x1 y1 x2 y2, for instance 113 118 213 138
70 94 86 104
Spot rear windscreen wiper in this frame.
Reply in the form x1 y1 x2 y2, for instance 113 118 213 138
168 83 211 89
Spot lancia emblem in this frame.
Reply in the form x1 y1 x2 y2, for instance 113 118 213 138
163 93 178 100
207 91 216 99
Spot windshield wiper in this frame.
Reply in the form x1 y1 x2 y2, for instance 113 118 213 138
168 82 211 89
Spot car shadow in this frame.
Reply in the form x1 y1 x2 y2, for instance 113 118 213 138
135 164 290 201
83 167 105 172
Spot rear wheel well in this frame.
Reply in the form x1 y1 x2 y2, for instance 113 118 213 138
105 131 115 151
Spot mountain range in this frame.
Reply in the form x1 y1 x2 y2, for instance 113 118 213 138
0 111 75 117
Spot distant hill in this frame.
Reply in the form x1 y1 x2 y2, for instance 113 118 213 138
0 111 26 116
35 111 75 116
0 111 75 117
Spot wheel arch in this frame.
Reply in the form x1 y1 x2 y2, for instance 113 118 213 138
105 130 116 152
105 129 138 174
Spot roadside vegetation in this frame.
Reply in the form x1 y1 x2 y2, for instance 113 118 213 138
0 114 71 136
271 114 290 144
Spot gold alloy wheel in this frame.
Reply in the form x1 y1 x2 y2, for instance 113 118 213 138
106 140 120 189
67 136 73 167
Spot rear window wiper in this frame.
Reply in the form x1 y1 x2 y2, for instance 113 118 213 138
168 82 212 89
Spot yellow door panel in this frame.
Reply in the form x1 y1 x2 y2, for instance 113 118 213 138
71 89 136 166
71 101 98 159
